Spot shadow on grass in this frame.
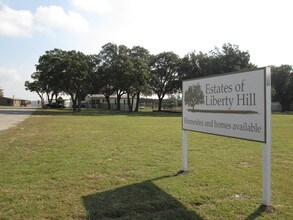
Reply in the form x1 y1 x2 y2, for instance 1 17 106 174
245 205 274 220
32 109 181 117
82 174 203 220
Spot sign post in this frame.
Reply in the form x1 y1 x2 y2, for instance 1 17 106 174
182 67 271 206
182 130 188 172
262 67 272 206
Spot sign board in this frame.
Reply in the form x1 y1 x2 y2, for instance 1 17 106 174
181 67 272 206
182 68 267 143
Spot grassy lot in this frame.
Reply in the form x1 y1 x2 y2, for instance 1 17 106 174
0 109 292 219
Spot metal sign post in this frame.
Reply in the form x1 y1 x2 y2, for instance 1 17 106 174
262 67 272 206
182 130 188 172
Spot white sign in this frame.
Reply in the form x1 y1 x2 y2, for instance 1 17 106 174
182 68 267 142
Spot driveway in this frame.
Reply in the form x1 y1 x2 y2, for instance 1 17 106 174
0 108 36 131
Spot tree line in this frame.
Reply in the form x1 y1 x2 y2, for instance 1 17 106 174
25 43 293 112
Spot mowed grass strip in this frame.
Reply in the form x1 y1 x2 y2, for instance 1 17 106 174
0 109 292 219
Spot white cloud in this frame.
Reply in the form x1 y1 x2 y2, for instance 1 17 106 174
0 5 33 37
0 67 38 99
35 5 90 34
0 67 22 82
0 5 90 37
72 0 111 14
85 0 292 67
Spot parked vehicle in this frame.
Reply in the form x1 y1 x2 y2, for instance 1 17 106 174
45 103 65 109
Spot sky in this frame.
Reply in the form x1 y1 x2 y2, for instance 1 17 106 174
0 0 292 100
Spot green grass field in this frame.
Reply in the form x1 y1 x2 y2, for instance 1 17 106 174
0 109 292 219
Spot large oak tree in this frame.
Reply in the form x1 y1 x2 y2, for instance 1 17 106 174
95 43 133 110
179 43 256 80
149 52 180 111
127 46 150 112
25 49 96 112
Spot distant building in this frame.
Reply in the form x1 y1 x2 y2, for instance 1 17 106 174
272 102 293 111
84 94 136 111
0 97 30 107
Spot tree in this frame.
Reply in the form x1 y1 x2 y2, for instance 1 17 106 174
92 55 115 110
24 79 45 99
179 44 256 81
35 49 65 103
26 48 96 112
95 43 119 110
96 43 134 111
114 45 133 110
0 87 3 97
184 84 204 110
62 51 96 112
271 65 293 111
127 46 150 112
149 52 180 111
209 43 255 75
25 49 69 103
179 51 211 80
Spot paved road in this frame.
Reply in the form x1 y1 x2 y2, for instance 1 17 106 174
0 108 36 131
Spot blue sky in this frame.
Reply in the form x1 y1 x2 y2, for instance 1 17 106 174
0 0 292 100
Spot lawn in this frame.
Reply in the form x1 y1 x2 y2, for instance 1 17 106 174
0 109 292 219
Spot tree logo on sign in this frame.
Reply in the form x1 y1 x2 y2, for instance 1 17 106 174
184 83 204 110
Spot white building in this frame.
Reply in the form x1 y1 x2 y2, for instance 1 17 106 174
84 94 137 111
